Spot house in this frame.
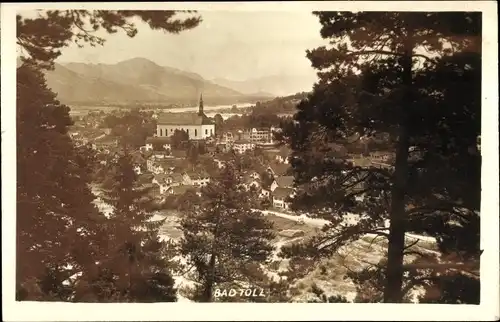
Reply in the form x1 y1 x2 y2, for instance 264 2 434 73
147 159 167 174
223 130 243 144
166 173 183 187
130 151 146 174
168 185 195 196
233 140 255 154
369 151 395 163
269 175 294 192
152 174 171 194
137 173 154 185
144 136 172 152
272 187 295 210
156 94 215 140
182 171 211 187
215 143 229 153
249 171 260 180
259 188 271 199
276 175 294 188
152 151 169 159
241 175 260 191
213 158 226 169
223 132 234 143
267 163 291 177
245 127 273 143
275 146 291 164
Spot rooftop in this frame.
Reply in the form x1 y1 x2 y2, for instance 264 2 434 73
275 175 294 188
171 185 196 195
273 187 294 199
234 140 253 145
168 173 184 182
146 136 172 144
157 112 213 126
154 173 169 183
268 163 292 176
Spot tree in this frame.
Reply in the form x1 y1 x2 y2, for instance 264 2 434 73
179 165 275 302
17 10 201 69
280 12 481 303
170 129 189 149
16 63 108 300
80 153 177 302
186 143 200 165
110 110 156 149
214 113 224 136
16 9 201 301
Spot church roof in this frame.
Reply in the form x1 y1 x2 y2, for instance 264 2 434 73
157 112 213 126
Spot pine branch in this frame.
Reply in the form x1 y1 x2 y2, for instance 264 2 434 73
403 238 420 250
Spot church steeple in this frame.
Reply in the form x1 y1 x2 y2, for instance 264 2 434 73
198 93 204 115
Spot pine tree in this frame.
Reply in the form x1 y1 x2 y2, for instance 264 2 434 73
179 164 275 302
80 152 177 302
280 12 481 302
16 9 202 301
16 63 108 300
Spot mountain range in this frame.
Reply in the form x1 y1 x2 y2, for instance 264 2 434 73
37 57 272 106
17 57 317 107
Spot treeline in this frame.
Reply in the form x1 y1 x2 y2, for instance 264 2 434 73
214 92 306 133
253 92 309 114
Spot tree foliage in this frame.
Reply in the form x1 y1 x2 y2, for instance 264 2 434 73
17 10 201 69
170 129 190 149
179 165 275 302
213 113 224 136
16 8 201 302
16 63 108 300
280 12 481 303
104 109 156 149
79 153 177 302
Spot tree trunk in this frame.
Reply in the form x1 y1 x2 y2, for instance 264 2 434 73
384 129 409 302
384 38 413 303
201 253 216 302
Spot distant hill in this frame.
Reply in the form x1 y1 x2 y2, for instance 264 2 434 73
44 63 172 105
212 74 316 97
36 57 270 106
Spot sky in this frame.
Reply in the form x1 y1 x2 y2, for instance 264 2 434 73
46 11 328 83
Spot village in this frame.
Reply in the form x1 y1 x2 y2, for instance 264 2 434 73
69 94 396 216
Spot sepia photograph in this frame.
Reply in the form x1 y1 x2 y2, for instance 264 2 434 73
2 1 499 321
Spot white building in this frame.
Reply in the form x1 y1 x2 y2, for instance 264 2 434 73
259 188 271 199
143 137 172 152
233 140 255 154
156 94 215 140
182 172 211 187
245 127 273 143
272 187 295 210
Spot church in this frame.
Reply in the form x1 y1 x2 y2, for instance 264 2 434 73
156 94 215 140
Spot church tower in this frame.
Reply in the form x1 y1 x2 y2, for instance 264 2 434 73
198 93 204 115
